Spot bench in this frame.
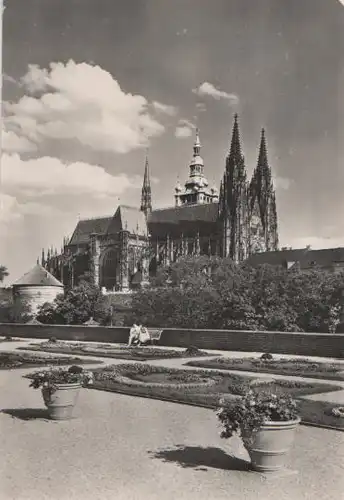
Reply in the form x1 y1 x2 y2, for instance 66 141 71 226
148 329 163 345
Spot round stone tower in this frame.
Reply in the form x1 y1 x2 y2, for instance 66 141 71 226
12 264 64 316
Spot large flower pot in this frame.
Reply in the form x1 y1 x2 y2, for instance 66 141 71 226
243 418 300 473
42 383 81 420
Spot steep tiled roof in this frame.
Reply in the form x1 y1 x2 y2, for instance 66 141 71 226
246 247 344 269
13 264 64 287
68 217 112 246
148 203 218 225
106 206 148 237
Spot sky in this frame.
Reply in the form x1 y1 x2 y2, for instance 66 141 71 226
1 0 344 285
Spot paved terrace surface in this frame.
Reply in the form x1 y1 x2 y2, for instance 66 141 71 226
0 339 343 499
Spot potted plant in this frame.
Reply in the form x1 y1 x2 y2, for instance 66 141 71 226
216 390 300 473
28 365 94 420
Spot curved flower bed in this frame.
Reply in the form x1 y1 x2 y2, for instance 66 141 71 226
88 363 344 430
0 351 100 370
186 356 344 381
18 341 211 361
103 363 219 389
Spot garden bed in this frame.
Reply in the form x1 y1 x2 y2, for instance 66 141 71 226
185 356 344 381
0 351 102 369
88 363 344 430
0 336 24 343
18 341 211 361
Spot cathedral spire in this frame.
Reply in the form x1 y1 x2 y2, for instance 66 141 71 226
228 113 242 164
140 153 152 217
219 114 248 261
248 128 279 253
256 128 271 185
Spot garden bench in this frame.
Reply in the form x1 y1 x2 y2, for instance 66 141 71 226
128 326 163 346
147 328 163 345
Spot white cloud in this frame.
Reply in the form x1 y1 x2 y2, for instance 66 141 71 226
175 119 195 139
5 60 167 154
196 102 207 112
152 101 177 116
2 153 138 198
192 82 239 104
0 194 22 225
2 129 37 153
176 28 188 36
3 73 19 86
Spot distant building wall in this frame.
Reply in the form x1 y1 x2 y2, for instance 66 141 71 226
0 323 343 358
12 285 64 316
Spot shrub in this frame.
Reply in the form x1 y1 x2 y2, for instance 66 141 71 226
260 353 274 361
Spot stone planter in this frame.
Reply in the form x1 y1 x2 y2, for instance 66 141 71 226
42 383 81 420
243 418 300 473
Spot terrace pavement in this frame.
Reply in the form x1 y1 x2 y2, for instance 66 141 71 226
0 338 343 499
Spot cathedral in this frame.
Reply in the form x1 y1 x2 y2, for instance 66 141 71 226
43 115 279 291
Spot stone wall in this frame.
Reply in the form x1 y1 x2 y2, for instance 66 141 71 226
12 286 64 316
0 323 343 358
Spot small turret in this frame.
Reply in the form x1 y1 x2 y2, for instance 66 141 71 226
174 128 218 207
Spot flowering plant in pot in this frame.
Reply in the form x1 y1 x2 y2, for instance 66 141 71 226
216 390 300 473
29 365 94 420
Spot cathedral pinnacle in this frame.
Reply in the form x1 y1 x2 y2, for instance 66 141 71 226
140 153 152 216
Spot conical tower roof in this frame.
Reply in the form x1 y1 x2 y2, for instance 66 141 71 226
13 264 64 287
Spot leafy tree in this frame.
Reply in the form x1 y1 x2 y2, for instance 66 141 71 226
130 257 344 332
37 273 112 325
0 292 32 323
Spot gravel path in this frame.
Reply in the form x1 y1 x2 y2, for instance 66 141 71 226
1 366 344 500
0 339 344 499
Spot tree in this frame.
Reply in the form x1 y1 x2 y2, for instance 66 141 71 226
0 292 32 323
0 266 9 283
130 256 344 332
37 273 112 325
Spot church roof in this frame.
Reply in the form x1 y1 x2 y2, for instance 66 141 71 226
68 216 112 246
106 205 148 236
13 264 64 287
246 247 344 270
149 202 218 225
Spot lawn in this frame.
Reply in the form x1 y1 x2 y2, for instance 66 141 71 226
185 356 344 381
88 363 344 430
18 341 211 361
0 351 102 369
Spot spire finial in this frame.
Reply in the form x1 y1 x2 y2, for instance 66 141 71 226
193 127 201 156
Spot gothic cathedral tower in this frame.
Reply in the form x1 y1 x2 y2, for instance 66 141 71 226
218 115 249 262
248 129 279 253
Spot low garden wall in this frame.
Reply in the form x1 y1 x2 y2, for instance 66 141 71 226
0 323 343 358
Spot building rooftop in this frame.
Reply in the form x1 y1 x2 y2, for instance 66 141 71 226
13 264 64 287
68 216 113 246
246 247 344 269
149 202 218 224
